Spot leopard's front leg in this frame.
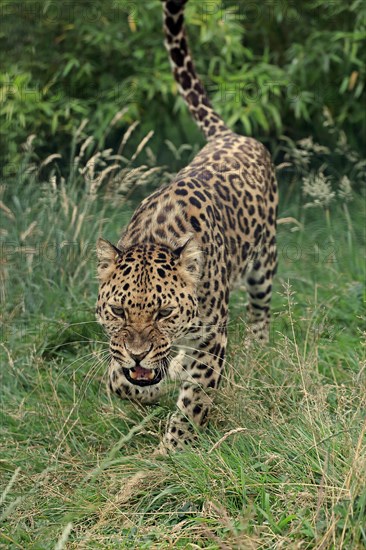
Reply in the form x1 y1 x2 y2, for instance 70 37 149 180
163 326 227 450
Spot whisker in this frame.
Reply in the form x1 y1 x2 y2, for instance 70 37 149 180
56 349 109 382
61 320 101 327
73 355 110 406
79 360 106 394
46 339 108 351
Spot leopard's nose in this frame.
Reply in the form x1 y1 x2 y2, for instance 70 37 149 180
125 344 152 363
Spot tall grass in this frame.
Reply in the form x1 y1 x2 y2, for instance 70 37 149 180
0 126 365 548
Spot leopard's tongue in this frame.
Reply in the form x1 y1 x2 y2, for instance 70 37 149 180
130 366 155 380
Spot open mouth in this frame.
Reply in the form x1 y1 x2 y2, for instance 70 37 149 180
122 365 164 386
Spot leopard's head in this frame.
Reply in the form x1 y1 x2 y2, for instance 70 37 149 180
96 237 202 386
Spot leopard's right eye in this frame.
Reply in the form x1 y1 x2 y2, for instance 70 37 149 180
110 306 125 319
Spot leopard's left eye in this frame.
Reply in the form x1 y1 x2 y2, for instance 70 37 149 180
110 306 125 319
155 308 174 321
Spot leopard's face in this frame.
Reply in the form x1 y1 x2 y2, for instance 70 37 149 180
96 239 201 386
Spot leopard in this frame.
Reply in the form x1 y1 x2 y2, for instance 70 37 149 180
96 0 278 451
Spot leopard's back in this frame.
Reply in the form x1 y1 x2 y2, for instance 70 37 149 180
121 131 277 292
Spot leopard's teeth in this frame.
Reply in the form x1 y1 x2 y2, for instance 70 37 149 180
130 370 138 379
148 370 155 380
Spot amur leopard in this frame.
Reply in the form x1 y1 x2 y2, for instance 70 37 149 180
96 0 278 450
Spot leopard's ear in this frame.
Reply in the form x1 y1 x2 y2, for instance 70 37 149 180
96 238 122 281
173 237 202 282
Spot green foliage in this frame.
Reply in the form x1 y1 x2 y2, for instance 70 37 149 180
1 0 365 175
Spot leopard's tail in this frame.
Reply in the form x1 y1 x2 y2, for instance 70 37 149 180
162 0 229 141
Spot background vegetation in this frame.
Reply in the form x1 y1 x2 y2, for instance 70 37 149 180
1 0 366 173
1 0 365 548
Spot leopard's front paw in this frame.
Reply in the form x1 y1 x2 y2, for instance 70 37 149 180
162 413 198 451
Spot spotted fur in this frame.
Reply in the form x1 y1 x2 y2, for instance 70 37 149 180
96 0 278 450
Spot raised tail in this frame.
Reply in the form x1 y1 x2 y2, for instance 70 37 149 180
162 0 229 140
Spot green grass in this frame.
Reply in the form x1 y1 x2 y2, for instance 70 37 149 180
1 154 365 549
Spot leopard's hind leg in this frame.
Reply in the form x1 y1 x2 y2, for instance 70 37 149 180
245 240 277 345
